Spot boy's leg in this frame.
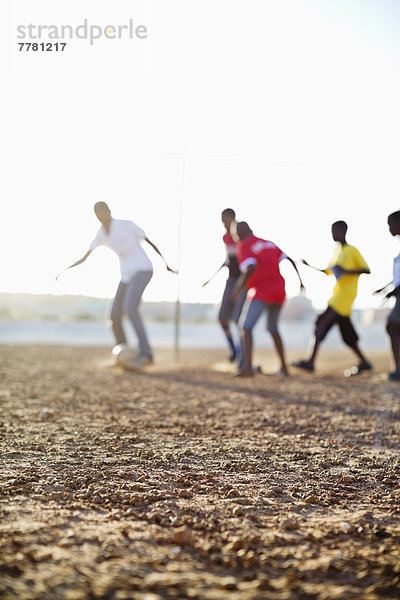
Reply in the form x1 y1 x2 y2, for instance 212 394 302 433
386 296 400 378
338 316 372 372
232 288 247 324
266 303 288 374
238 299 265 376
110 281 127 345
218 278 238 360
386 320 400 378
387 321 400 364
124 271 153 358
231 288 247 366
292 307 336 371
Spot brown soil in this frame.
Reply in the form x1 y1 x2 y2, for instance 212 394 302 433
1 345 399 600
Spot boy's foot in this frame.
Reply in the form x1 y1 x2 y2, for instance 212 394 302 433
274 369 289 377
292 360 314 373
124 355 154 370
228 352 237 363
388 371 400 382
344 362 372 377
233 369 254 378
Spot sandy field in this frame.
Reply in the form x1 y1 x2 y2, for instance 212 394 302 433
0 344 399 600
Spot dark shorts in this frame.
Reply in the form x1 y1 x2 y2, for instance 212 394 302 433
315 307 359 347
218 277 247 324
387 294 400 330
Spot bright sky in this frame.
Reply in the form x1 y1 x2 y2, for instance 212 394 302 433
2 0 400 310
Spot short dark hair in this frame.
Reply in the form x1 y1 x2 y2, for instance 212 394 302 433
236 221 252 239
332 220 348 233
388 211 400 224
221 208 235 219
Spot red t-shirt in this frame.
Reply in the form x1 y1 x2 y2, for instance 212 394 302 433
237 235 286 304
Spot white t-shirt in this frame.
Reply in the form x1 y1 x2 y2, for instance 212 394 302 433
89 218 153 282
393 253 400 287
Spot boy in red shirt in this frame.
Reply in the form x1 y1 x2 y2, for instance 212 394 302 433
233 222 304 377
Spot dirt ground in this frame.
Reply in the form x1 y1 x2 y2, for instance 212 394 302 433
1 344 399 600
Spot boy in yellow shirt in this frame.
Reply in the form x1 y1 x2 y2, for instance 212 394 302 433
293 221 372 376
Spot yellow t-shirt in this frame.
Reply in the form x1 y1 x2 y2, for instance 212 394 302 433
324 244 369 317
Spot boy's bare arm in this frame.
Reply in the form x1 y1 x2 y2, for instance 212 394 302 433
386 285 400 299
55 250 92 281
202 263 225 287
145 237 177 273
232 264 255 301
286 257 305 293
373 282 392 295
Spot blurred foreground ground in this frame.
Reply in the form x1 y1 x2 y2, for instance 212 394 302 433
0 345 399 600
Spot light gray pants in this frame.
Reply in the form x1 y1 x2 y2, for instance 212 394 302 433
110 270 153 357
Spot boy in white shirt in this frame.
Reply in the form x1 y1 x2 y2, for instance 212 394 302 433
57 202 175 368
374 210 400 381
